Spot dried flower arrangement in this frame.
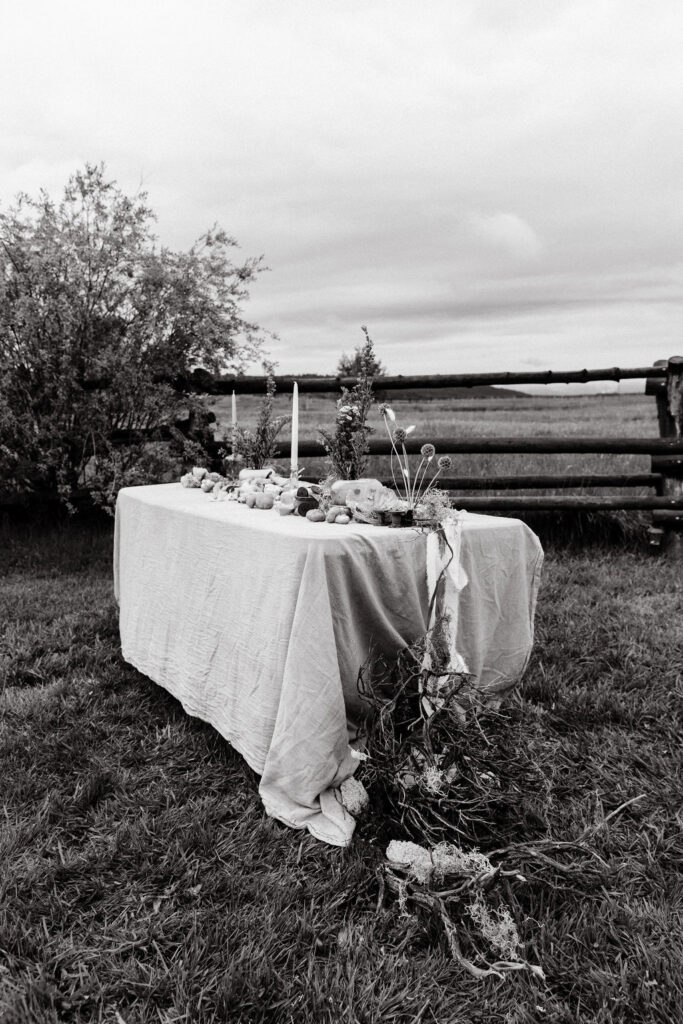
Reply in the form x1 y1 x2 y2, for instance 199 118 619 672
378 404 453 525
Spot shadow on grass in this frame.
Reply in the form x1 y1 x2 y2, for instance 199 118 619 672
0 505 115 576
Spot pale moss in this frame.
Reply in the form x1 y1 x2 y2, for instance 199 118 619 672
468 893 522 961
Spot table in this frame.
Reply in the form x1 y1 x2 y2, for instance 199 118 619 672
114 484 543 846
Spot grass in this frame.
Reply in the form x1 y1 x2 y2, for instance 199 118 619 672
2 520 682 1023
211 391 661 497
1 393 682 1023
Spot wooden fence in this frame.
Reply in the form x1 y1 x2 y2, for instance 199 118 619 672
10 356 683 550
172 356 681 549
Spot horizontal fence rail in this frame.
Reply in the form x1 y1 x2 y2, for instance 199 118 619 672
288 437 683 457
79 364 666 394
108 431 683 457
426 495 683 511
415 473 663 491
182 365 666 394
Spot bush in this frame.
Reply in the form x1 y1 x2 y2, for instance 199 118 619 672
0 164 266 509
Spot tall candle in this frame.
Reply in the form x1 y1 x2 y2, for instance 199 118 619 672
290 381 299 476
231 390 237 427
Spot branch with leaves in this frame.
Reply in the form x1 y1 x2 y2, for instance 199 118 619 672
226 370 289 469
319 326 377 480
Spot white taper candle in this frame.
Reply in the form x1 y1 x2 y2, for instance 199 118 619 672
231 390 237 427
291 381 299 475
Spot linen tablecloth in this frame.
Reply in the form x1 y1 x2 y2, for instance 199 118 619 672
114 484 543 846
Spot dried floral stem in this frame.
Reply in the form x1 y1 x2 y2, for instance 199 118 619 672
382 415 404 494
401 443 411 497
410 457 426 505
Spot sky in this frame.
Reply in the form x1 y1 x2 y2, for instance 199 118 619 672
1 0 682 388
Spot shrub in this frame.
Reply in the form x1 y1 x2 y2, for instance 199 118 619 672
0 164 266 509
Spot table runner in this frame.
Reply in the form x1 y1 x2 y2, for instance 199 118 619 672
114 484 543 846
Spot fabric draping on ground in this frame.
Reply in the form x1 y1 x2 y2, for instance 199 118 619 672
114 484 543 847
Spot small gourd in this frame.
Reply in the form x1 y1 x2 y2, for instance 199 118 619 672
325 505 347 523
255 492 275 510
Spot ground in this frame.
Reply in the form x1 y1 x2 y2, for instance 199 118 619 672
1 393 682 1024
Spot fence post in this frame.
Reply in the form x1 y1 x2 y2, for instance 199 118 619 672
649 356 683 554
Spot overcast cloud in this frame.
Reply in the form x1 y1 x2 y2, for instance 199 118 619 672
1 0 682 381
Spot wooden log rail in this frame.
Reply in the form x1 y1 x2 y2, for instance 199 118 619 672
411 473 662 491
414 496 683 512
178 365 666 394
110 430 683 457
80 364 667 394
291 436 683 456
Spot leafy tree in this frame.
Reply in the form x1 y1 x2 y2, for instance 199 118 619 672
0 163 266 509
336 337 386 378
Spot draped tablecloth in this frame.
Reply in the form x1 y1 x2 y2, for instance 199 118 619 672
114 484 543 846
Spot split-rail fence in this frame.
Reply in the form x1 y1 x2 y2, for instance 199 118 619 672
9 356 683 552
162 355 683 552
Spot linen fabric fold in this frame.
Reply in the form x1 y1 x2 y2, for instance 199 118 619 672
114 484 543 846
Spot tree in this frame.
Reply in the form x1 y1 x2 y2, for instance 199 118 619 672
336 335 386 378
0 164 266 508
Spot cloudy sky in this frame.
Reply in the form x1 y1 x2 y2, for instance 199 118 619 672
1 0 682 382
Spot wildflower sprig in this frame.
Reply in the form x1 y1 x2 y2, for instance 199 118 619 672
226 370 289 469
379 406 452 511
320 327 377 479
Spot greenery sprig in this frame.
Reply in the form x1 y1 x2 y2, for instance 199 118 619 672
319 326 377 480
227 369 289 469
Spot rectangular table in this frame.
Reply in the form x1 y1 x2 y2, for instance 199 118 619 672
114 484 543 845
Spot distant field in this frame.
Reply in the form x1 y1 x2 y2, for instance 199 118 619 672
211 392 660 494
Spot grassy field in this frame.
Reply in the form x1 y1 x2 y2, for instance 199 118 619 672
2 394 682 1023
211 391 660 492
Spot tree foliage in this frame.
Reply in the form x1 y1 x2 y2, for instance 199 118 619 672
336 340 385 378
0 164 266 508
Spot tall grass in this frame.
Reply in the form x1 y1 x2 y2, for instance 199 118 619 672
212 391 659 490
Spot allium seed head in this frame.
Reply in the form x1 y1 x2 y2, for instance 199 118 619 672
393 427 407 444
437 455 452 470
421 443 436 459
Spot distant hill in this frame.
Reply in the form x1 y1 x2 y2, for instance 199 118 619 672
378 384 527 401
